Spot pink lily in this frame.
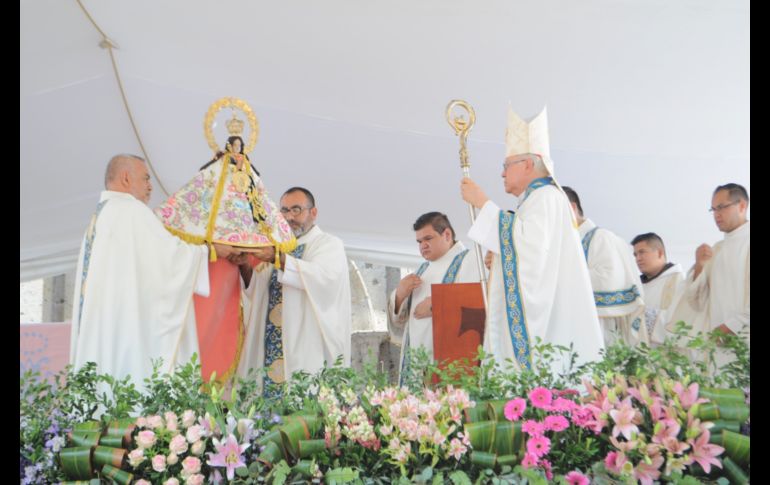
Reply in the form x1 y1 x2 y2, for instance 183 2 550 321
689 430 725 474
672 382 708 410
207 434 250 480
609 398 640 440
634 454 665 485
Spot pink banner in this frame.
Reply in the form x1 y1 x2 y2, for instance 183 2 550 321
20 322 71 381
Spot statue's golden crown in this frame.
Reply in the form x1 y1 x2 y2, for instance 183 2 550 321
226 113 245 137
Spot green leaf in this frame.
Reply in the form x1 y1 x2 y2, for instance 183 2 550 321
324 467 360 484
449 470 472 485
269 460 291 485
236 465 250 478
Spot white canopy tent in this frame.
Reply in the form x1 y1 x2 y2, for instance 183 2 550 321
21 0 749 282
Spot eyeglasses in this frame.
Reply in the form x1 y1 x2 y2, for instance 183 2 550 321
502 159 526 171
280 205 312 216
708 201 740 213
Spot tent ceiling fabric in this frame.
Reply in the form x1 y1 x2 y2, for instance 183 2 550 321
21 0 749 282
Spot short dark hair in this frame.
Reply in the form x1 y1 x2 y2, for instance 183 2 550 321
713 183 749 203
283 187 316 208
561 186 583 217
413 212 456 242
631 232 666 256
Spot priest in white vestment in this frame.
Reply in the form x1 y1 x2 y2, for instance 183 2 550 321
387 212 481 382
670 184 750 364
562 186 648 347
460 107 604 375
631 233 685 345
70 155 233 393
237 187 351 393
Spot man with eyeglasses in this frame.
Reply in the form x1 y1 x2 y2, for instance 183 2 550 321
387 212 481 383
561 186 648 348
671 183 749 355
235 187 351 395
459 107 604 375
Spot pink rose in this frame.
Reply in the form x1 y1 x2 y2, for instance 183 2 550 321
186 425 203 443
163 479 180 485
190 440 205 456
165 412 179 432
167 453 179 465
181 456 202 477
151 454 166 472
128 448 145 467
182 410 197 428
136 417 148 428
135 480 151 485
147 415 164 429
186 474 205 485
169 434 189 455
136 430 157 449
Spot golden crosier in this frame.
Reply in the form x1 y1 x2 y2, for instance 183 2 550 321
445 99 476 170
445 99 488 310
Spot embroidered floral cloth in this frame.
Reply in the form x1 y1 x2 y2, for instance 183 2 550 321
155 157 295 249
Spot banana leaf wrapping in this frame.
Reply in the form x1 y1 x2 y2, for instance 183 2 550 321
59 447 94 480
699 387 745 403
486 400 508 422
292 459 316 477
97 436 124 448
719 429 750 467
280 417 316 459
465 420 524 469
100 464 134 485
257 440 284 466
707 420 741 438
298 439 327 458
71 421 101 433
464 421 495 452
469 451 497 468
256 412 324 466
68 431 101 448
721 456 750 485
698 402 749 422
92 446 127 470
104 419 137 448
463 404 489 423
